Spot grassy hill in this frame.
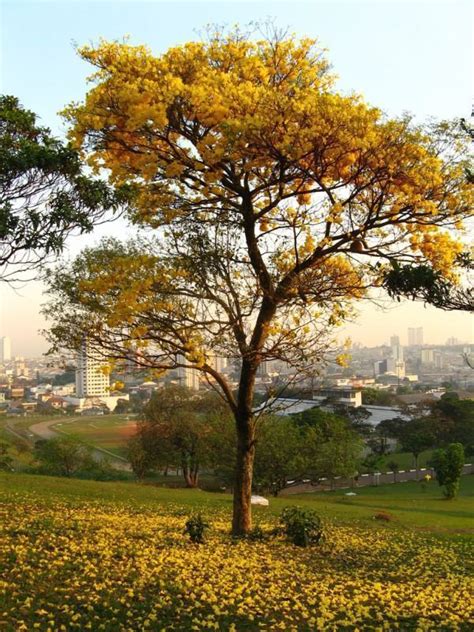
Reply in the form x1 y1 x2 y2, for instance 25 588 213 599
1 472 473 630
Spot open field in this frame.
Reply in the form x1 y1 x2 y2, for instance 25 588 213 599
376 449 433 471
51 415 138 457
1 473 473 631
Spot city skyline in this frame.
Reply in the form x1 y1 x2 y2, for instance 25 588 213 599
1 319 472 360
0 0 472 357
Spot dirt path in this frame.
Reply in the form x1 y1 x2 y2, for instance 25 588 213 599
28 418 62 440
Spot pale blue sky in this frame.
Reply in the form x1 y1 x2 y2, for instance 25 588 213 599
1 0 472 356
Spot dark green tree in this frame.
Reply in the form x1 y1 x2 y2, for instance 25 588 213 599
52 366 76 385
332 403 373 437
253 416 302 496
382 256 473 313
34 437 95 476
300 413 362 482
114 398 131 414
360 452 383 475
134 385 231 488
387 459 400 482
430 393 474 455
361 388 396 406
127 435 154 480
397 416 437 469
0 95 130 280
430 443 465 499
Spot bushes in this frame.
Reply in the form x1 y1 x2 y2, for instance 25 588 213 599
280 506 323 547
184 514 209 543
430 443 465 499
183 509 324 547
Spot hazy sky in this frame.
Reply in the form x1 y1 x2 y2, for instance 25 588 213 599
1 0 473 357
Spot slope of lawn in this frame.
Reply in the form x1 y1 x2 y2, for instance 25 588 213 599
1 472 473 631
0 417 36 469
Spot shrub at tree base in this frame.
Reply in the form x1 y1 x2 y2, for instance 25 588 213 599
280 506 323 547
184 514 210 544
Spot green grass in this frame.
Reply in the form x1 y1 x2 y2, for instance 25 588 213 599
51 414 137 456
376 449 434 472
2 471 473 536
0 418 36 469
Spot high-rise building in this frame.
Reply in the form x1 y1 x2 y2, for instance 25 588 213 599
421 349 434 364
0 336 11 362
175 354 200 390
408 327 423 346
446 337 459 346
390 335 400 347
209 355 227 373
390 335 403 361
177 365 200 390
386 357 406 378
374 359 388 376
75 339 110 398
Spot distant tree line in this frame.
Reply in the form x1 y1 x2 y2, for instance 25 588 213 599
126 385 363 495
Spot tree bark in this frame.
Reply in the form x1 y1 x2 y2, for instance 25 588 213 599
182 456 199 488
232 350 260 536
232 423 255 535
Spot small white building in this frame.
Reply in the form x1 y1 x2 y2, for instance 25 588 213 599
62 393 129 412
313 388 362 408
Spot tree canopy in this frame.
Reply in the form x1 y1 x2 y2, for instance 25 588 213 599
0 95 131 280
45 28 473 533
133 385 232 487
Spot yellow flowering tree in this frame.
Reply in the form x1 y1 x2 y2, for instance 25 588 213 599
45 28 472 534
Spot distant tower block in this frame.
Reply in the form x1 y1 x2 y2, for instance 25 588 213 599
0 336 11 362
390 335 404 361
177 365 200 390
408 327 423 346
75 339 110 398
210 355 227 373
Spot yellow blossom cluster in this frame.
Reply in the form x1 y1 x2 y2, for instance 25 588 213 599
1 490 472 631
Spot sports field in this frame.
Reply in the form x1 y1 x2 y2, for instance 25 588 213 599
52 414 138 457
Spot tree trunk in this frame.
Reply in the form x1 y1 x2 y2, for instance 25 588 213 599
190 460 199 488
232 426 255 535
182 456 199 488
183 469 197 488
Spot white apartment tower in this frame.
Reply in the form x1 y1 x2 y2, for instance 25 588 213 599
0 336 11 362
177 365 200 390
75 339 110 398
210 355 227 373
390 335 404 361
408 327 423 346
